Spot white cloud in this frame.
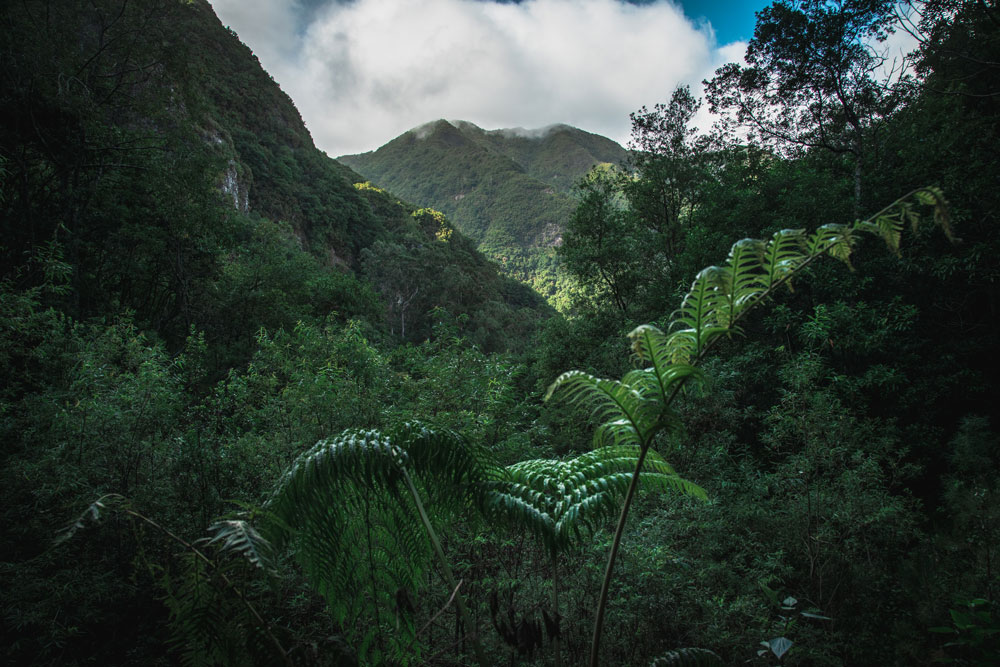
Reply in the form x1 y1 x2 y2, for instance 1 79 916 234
210 0 748 155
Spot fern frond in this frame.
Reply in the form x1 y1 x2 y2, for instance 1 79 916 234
629 325 705 403
760 228 807 290
808 223 857 269
546 370 659 443
201 520 275 573
858 211 904 256
668 267 730 361
715 238 766 327
487 446 704 553
650 647 724 666
263 422 498 656
54 493 126 545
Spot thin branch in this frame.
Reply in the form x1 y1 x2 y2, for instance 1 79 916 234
416 579 464 638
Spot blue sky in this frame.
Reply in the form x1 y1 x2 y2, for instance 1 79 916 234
210 0 769 155
677 0 773 43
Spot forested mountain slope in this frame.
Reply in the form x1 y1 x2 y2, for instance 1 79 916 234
2 0 999 666
0 0 548 355
339 119 625 246
339 120 627 306
0 2 549 661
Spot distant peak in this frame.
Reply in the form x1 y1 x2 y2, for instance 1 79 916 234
410 119 456 140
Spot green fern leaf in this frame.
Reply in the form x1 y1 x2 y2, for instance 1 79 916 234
487 446 704 553
629 325 706 402
201 520 275 572
650 647 724 666
715 238 766 327
808 223 857 269
546 370 659 443
760 228 807 290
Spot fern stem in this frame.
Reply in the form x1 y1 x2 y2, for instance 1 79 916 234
553 550 562 667
582 188 950 666
121 506 293 667
400 469 489 667
589 440 652 667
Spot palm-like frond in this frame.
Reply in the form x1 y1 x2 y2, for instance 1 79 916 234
565 187 953 665
760 228 807 290
485 446 705 554
263 422 495 658
667 267 731 362
714 238 766 328
546 370 660 446
628 325 705 403
649 647 724 666
808 223 857 269
201 519 275 573
657 187 953 369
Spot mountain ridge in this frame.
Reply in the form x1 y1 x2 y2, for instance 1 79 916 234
338 119 627 306
338 119 627 248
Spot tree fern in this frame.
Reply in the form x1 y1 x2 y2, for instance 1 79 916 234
262 422 491 666
483 445 704 667
550 187 952 666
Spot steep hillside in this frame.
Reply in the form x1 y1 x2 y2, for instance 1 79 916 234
339 120 626 246
0 0 548 354
339 119 626 306
1 2 552 662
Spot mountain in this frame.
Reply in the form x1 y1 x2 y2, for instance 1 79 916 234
338 120 627 305
0 0 549 355
451 121 628 193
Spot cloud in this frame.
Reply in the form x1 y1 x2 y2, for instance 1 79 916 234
210 0 747 155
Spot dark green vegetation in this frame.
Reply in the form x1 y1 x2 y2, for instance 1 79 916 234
2 0 999 666
339 120 627 307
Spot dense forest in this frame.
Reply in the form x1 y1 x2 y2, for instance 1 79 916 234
1 1 998 665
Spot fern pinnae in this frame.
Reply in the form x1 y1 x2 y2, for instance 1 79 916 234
760 228 807 290
670 267 727 359
722 238 766 326
547 370 652 442
201 519 275 573
809 223 857 269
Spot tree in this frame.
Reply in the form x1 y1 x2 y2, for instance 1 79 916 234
559 167 643 319
625 86 710 260
705 0 903 214
561 87 711 321
545 187 951 665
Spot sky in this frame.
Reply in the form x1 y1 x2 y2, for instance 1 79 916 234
207 0 774 156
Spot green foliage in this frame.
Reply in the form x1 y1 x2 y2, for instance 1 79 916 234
930 598 1000 664
486 446 704 555
263 423 494 661
649 647 724 666
3 0 999 664
340 120 627 309
552 186 952 665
